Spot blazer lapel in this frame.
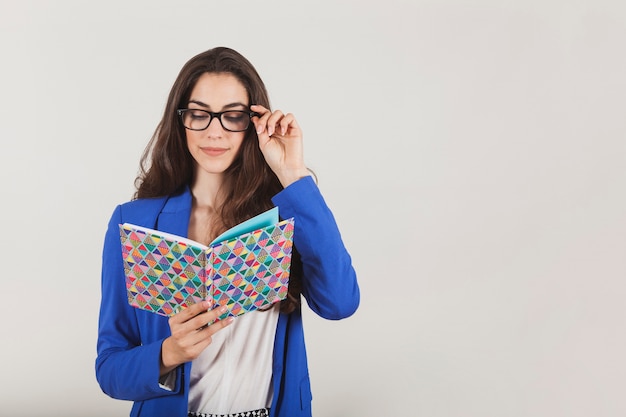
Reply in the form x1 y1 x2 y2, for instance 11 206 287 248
155 187 193 237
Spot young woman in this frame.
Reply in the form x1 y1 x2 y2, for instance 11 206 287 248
96 47 360 417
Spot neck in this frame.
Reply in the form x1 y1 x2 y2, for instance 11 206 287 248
190 170 225 210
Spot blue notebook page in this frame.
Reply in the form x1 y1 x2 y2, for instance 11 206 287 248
210 206 279 245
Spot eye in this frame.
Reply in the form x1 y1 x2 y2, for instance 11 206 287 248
188 110 209 120
223 111 246 122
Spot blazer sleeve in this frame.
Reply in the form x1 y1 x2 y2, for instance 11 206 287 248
272 176 360 320
95 205 182 401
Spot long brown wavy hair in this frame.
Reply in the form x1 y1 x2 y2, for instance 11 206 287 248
133 47 301 314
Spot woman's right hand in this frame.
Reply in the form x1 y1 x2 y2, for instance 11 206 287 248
160 300 234 375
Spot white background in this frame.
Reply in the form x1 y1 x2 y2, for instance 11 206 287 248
1 1 625 416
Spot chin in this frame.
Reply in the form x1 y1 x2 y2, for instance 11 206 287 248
197 161 234 176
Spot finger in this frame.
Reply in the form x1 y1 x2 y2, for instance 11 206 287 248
199 311 234 337
266 110 284 136
278 113 296 136
189 304 233 330
250 105 270 134
168 300 212 326
184 312 234 358
171 304 232 343
250 104 269 115
163 309 234 364
250 107 273 148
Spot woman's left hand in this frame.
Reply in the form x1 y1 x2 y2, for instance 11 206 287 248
251 104 310 187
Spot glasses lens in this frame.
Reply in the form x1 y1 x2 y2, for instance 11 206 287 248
182 109 211 130
221 111 250 132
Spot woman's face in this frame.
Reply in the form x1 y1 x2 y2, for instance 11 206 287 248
184 72 249 177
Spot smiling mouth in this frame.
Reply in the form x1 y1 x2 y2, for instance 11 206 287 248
201 147 228 156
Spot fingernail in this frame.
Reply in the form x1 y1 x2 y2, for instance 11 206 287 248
219 306 228 313
256 125 263 134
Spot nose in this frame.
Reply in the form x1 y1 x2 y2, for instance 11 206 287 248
205 114 225 135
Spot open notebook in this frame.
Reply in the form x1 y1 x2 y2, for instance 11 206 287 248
119 207 294 318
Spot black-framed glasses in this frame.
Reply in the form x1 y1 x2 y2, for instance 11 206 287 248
177 109 258 132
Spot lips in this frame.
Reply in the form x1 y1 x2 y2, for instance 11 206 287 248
201 147 229 157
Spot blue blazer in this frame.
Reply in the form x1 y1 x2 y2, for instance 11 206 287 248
96 177 360 417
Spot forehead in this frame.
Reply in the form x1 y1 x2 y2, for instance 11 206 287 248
189 72 248 107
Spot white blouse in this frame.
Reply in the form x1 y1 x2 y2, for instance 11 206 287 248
187 304 280 414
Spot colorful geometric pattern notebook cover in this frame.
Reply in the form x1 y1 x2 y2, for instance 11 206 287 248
119 217 294 318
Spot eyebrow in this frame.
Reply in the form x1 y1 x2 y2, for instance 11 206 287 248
188 100 248 110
